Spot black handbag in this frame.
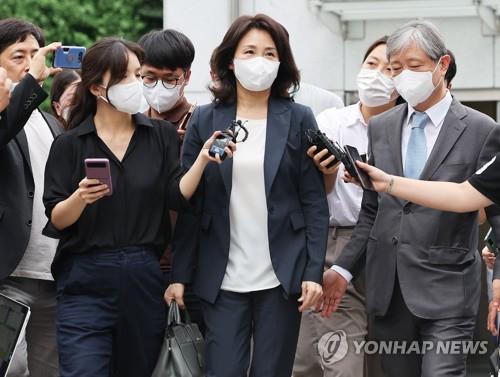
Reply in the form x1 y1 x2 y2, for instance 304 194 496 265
151 302 205 377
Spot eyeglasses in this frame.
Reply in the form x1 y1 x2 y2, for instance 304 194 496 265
141 73 185 89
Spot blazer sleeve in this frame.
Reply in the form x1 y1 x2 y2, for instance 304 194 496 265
334 119 379 276
299 107 330 284
171 107 204 284
0 74 47 148
42 133 75 238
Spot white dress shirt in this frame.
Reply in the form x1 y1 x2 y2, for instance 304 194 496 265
221 118 281 292
12 109 58 281
332 92 453 283
316 103 367 227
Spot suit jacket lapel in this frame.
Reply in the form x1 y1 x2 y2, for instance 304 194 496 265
419 99 467 181
15 129 32 172
40 111 63 138
213 104 237 196
385 105 407 177
264 98 291 198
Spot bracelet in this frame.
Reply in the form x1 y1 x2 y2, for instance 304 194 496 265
385 176 395 194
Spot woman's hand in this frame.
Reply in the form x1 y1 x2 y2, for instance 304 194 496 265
76 177 109 204
307 146 340 175
298 281 323 312
343 160 391 192
164 283 185 308
199 130 237 164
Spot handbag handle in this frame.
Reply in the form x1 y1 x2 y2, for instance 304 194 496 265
167 301 194 326
167 301 182 326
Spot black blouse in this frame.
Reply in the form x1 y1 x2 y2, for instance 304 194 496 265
43 113 189 269
469 153 500 205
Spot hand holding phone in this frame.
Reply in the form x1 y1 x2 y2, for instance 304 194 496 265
84 158 113 196
53 46 86 69
343 145 375 191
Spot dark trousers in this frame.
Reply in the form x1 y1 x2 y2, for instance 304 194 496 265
56 246 166 377
200 286 302 377
370 277 476 377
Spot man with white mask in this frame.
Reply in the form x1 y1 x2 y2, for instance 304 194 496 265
322 20 500 377
138 29 195 140
293 36 394 377
137 28 206 333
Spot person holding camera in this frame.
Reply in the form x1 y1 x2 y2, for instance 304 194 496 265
0 18 63 377
166 14 329 377
42 37 232 377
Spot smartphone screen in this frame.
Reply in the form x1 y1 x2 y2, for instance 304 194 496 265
84 158 113 196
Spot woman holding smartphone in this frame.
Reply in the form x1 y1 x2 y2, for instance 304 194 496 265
42 38 232 377
166 14 329 377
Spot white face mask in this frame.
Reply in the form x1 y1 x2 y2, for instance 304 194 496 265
143 84 182 113
393 58 443 107
233 57 280 92
356 68 395 107
100 80 145 114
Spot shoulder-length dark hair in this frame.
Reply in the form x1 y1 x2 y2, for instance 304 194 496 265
210 14 300 105
68 37 144 129
363 35 388 63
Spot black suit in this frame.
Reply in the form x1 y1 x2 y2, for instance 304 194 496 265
172 98 329 376
0 73 62 280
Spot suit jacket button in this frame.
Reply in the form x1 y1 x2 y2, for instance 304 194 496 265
391 236 399 245
26 219 32 227
28 191 34 198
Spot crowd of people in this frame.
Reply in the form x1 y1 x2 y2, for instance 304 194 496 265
1 12 500 377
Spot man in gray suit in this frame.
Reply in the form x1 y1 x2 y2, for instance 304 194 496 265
321 20 500 377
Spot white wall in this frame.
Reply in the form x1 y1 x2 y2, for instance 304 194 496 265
164 0 500 105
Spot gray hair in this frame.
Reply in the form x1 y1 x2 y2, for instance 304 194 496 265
387 20 447 61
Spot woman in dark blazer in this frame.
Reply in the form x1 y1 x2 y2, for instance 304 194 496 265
166 14 329 377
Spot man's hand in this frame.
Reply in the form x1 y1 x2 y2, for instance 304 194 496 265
317 269 348 318
0 67 12 112
298 281 323 312
482 246 496 270
28 42 62 82
307 145 340 175
164 283 185 308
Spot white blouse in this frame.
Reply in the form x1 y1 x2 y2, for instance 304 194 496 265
220 118 281 292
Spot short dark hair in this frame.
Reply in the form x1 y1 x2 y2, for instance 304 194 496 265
363 36 389 63
210 14 300 105
445 48 456 86
50 69 80 128
68 38 144 129
0 18 45 55
138 29 195 71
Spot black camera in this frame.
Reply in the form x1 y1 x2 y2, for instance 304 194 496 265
305 129 345 168
209 120 249 161
305 129 374 190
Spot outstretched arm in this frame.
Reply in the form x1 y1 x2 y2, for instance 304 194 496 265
354 161 493 212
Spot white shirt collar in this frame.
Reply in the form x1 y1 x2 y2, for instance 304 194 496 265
345 102 367 128
406 91 453 128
